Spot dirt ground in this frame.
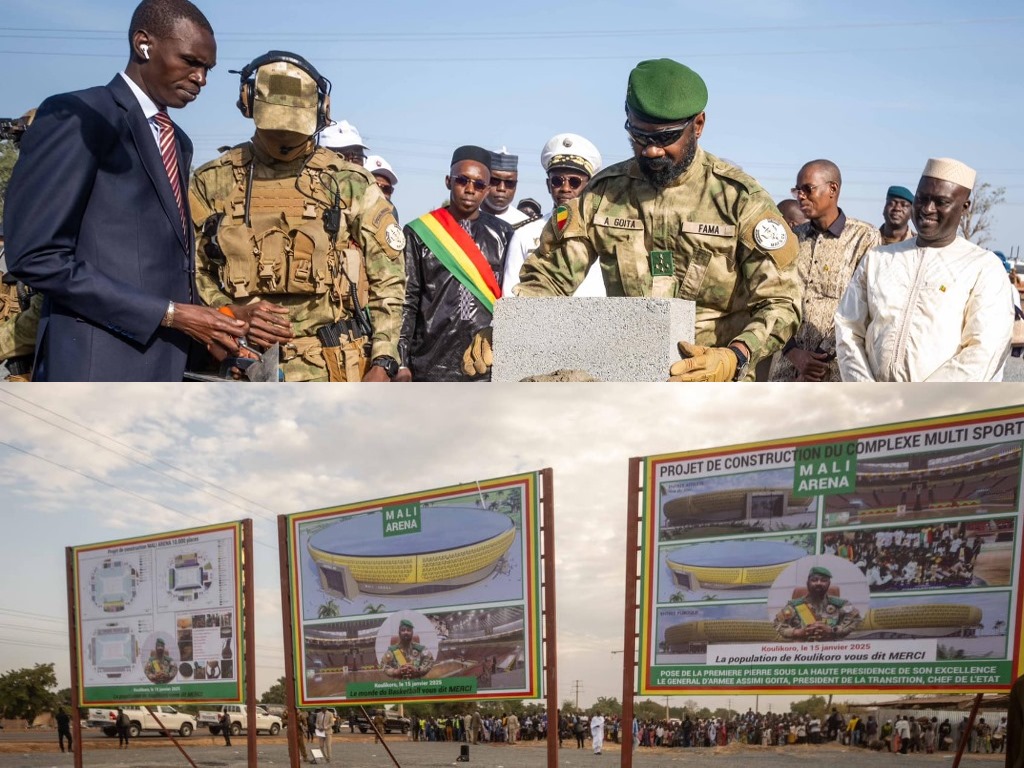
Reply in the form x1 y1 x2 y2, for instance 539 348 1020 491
0 731 1010 768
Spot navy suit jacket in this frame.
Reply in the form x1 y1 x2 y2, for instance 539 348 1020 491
4 75 195 381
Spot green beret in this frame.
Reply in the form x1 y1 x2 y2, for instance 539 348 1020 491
399 619 414 629
886 185 914 204
626 59 708 123
808 566 832 579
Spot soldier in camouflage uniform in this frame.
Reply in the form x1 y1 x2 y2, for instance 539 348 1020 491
0 273 40 381
190 52 405 381
476 58 802 382
0 115 41 382
773 565 861 641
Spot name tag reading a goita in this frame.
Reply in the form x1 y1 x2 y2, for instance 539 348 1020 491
596 215 642 230
681 222 736 237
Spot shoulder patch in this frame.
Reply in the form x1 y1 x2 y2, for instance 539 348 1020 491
385 223 406 251
554 206 570 233
753 219 789 251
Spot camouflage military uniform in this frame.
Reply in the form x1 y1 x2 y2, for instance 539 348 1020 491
773 593 862 640
515 147 801 378
190 142 405 381
768 214 880 382
0 278 40 381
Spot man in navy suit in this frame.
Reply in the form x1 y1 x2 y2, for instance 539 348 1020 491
3 0 248 381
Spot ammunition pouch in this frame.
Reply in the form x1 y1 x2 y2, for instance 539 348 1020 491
0 284 16 323
215 213 336 300
201 213 227 266
316 320 370 382
5 354 33 378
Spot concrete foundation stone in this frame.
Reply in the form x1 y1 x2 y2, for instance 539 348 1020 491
491 297 696 382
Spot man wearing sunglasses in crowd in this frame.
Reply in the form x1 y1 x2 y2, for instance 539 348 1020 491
398 145 514 381
482 148 531 226
478 58 802 382
365 154 399 219
502 133 606 297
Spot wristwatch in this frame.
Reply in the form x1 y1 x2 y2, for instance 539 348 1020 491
728 345 749 382
370 356 399 379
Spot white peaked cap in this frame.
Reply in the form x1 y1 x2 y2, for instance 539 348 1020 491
364 155 397 185
320 119 367 150
540 133 602 176
922 157 976 191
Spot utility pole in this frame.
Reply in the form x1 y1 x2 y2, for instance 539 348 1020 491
572 680 583 710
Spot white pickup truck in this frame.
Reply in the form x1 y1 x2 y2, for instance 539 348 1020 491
197 704 282 736
86 705 197 738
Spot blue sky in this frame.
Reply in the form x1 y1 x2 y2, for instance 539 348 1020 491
3 0 1022 250
1 385 1021 711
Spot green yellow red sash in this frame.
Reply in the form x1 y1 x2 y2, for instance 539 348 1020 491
407 208 502 313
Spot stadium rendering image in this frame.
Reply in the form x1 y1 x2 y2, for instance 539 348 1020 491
660 483 816 540
307 506 517 598
666 540 808 590
303 607 526 697
823 443 1021 526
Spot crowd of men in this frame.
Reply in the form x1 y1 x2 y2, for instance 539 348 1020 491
823 523 985 591
372 706 1009 755
0 0 1017 382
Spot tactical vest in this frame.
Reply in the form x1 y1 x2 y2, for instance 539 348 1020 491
207 146 369 319
0 279 20 323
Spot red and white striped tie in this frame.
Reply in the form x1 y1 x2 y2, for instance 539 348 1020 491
154 109 188 237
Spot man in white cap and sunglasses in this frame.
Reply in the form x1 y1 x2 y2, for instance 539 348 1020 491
835 157 1014 381
321 119 369 165
502 132 605 297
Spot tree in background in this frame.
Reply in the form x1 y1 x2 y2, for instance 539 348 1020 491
960 180 1006 246
0 663 58 726
260 676 287 705
632 699 667 721
790 694 829 719
588 696 621 717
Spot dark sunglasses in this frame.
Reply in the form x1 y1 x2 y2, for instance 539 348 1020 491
790 182 834 198
341 151 367 164
378 184 394 195
490 178 518 189
452 175 489 191
549 175 585 190
624 116 694 148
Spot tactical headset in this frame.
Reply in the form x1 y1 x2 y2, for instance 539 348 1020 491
233 50 332 133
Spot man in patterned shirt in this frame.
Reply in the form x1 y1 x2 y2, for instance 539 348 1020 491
769 160 879 381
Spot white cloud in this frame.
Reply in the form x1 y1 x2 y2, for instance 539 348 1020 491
1 384 1022 706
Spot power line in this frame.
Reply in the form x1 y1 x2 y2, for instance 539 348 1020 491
0 44 1008 63
0 390 280 520
0 606 66 623
0 16 1018 40
0 437 277 552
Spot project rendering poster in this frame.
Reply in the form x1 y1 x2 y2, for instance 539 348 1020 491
637 406 1024 695
72 522 243 705
285 472 543 706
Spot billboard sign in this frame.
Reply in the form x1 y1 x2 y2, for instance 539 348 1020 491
72 522 243 705
638 407 1024 694
284 472 544 705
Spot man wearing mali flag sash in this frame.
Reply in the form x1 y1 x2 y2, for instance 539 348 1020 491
398 145 514 381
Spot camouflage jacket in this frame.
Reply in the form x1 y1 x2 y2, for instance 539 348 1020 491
0 279 41 376
514 147 802 376
190 142 405 381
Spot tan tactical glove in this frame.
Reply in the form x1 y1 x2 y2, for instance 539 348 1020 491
462 327 493 376
668 341 739 382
